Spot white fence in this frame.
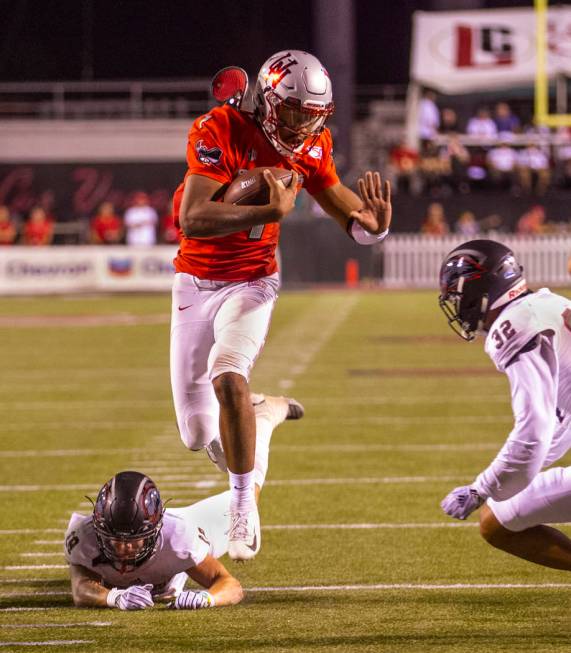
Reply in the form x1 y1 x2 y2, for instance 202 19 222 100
382 235 571 289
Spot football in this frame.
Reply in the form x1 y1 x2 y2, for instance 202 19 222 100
223 167 294 205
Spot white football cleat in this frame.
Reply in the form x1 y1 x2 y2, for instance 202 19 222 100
251 393 305 428
227 508 261 562
205 437 227 474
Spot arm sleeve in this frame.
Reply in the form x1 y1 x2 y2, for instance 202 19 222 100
473 335 558 501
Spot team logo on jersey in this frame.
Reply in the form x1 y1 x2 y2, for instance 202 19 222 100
195 140 223 165
307 146 323 160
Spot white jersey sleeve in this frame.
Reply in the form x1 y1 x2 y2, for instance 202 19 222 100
473 337 558 500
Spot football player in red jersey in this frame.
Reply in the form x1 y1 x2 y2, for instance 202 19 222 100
171 50 392 561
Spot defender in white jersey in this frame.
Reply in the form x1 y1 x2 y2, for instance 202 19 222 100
438 240 571 572
66 395 296 610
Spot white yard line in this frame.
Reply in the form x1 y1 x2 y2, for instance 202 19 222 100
246 582 571 593
3 623 110 629
0 448 141 458
0 475 469 492
1 400 171 410
0 443 500 459
0 640 95 647
0 420 170 431
0 530 61 535
271 443 500 453
1 565 67 571
262 522 479 530
301 396 510 405
0 608 51 612
299 415 511 425
0 591 67 597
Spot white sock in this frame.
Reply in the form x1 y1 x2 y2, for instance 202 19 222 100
229 470 256 512
254 416 273 489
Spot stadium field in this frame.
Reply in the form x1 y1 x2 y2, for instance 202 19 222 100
1 288 571 653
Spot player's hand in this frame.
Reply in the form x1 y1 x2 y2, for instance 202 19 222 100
350 171 392 234
114 584 155 610
441 486 484 520
168 590 215 610
264 169 299 219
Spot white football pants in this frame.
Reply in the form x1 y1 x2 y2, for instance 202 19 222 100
170 272 279 451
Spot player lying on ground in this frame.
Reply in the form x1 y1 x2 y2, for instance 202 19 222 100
65 395 297 609
438 239 571 571
171 49 392 561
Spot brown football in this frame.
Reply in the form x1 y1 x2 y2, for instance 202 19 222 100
222 167 294 205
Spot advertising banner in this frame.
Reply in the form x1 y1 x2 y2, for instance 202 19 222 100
0 246 177 295
411 7 571 93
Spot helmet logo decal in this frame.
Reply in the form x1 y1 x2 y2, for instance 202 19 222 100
264 52 298 88
195 140 223 166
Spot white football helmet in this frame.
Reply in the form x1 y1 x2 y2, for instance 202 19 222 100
254 50 334 159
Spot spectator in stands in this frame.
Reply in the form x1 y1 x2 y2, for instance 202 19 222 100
486 137 518 193
388 140 422 195
454 211 480 238
440 108 460 134
493 102 520 136
419 141 449 196
22 206 54 246
554 127 571 189
479 213 506 235
516 145 551 195
439 134 470 193
0 205 17 245
38 189 58 223
516 205 546 235
421 202 449 236
90 201 123 245
124 192 158 246
418 88 440 152
466 107 498 140
159 200 180 244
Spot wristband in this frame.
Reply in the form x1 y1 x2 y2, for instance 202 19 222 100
106 587 123 608
348 219 389 245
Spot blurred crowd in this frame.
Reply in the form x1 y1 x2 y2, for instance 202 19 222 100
420 201 563 237
388 90 571 199
0 192 180 247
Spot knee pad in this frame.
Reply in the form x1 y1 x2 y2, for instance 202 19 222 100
208 337 254 380
178 410 218 451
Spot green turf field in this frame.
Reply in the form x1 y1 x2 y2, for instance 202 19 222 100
1 288 571 652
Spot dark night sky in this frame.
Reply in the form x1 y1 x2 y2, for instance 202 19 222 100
0 0 537 85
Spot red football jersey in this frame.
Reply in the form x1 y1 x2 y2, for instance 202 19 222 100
172 105 339 281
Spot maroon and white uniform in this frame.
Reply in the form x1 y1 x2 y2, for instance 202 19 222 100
64 491 231 592
475 289 571 530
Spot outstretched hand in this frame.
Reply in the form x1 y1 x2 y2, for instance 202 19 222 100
349 171 392 234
